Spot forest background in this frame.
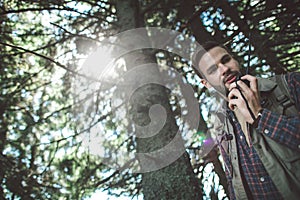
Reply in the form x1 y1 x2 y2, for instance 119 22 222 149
0 0 299 199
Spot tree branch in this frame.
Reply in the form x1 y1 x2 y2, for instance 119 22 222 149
0 42 95 81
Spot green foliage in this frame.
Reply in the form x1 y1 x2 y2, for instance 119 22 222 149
0 0 298 199
0 0 116 199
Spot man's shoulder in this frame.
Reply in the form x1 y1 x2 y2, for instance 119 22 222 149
285 72 300 85
257 72 300 92
259 72 298 116
257 76 277 92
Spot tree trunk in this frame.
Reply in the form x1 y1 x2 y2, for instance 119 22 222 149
115 0 202 199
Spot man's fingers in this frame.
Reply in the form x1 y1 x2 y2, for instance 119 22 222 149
228 99 239 110
241 75 258 92
228 88 240 100
228 89 243 110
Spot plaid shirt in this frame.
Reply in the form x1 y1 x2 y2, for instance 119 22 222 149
222 73 300 199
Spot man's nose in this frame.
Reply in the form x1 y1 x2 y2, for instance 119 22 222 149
217 63 229 75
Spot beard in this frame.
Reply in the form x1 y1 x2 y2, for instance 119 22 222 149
208 71 241 100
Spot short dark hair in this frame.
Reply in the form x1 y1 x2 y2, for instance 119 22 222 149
192 41 226 78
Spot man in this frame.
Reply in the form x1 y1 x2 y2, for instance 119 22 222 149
192 41 300 199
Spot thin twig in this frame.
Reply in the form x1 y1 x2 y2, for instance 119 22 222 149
0 41 96 81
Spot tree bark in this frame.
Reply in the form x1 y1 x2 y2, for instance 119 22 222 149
115 0 202 199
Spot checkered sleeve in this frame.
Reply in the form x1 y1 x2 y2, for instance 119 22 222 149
256 72 300 151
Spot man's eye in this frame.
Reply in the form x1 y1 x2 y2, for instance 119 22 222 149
208 65 218 74
221 55 231 64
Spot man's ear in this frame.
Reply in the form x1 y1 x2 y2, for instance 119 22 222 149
200 79 212 88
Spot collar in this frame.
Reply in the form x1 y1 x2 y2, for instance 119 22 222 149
257 77 277 93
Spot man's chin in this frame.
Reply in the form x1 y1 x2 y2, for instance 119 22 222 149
213 86 228 98
223 83 230 91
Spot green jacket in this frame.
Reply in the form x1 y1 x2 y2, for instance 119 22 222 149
219 76 300 199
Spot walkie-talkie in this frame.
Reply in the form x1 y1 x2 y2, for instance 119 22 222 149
236 73 250 87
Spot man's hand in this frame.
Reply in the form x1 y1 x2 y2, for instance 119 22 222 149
227 75 262 124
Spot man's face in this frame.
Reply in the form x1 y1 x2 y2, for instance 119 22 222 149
198 46 240 97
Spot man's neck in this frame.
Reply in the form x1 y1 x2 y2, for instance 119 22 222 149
233 108 251 146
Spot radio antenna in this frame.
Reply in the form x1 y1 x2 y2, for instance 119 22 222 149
246 32 251 75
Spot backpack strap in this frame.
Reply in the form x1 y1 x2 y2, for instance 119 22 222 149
266 74 297 116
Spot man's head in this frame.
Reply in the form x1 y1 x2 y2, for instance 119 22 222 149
192 41 241 97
